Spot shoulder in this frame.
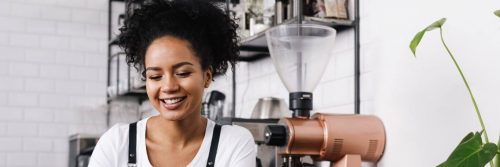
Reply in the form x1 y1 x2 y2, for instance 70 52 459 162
93 122 132 153
216 124 257 166
101 123 130 143
88 123 130 167
100 118 150 145
218 124 256 151
101 118 149 140
220 124 253 140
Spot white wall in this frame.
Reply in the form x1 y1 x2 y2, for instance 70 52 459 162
374 0 500 166
0 0 109 166
212 0 500 166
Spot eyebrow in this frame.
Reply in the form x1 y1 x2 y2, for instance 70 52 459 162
145 62 194 72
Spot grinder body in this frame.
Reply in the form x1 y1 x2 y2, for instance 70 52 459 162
265 113 385 164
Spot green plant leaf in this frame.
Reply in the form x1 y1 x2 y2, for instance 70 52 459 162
495 10 500 17
437 132 498 167
409 18 447 56
425 18 447 31
496 134 499 167
409 30 425 56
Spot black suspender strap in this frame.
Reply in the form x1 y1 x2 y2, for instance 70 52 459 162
128 122 137 167
206 124 222 167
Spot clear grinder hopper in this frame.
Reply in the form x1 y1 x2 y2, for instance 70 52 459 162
266 24 335 118
264 24 386 167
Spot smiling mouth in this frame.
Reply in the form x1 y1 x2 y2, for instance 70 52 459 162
160 96 187 105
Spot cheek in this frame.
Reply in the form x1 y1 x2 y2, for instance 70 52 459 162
181 78 205 99
146 81 160 100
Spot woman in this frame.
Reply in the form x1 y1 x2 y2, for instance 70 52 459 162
89 0 256 166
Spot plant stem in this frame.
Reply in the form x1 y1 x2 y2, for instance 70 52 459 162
439 28 494 167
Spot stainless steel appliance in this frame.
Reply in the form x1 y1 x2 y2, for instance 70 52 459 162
228 97 291 167
232 118 281 167
69 134 99 167
251 97 290 119
263 24 386 167
202 90 226 121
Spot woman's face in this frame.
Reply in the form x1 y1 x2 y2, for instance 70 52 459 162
144 36 211 121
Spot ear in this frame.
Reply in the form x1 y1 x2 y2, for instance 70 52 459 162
204 66 213 88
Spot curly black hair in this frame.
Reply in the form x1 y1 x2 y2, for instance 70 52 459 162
117 0 239 78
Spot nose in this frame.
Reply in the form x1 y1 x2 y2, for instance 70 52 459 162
160 75 180 93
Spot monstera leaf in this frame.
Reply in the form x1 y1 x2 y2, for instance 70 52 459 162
409 18 446 56
437 132 498 167
409 17 499 167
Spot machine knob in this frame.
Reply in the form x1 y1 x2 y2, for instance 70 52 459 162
264 125 287 146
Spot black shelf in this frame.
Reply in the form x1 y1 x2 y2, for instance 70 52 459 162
238 16 354 62
107 0 146 126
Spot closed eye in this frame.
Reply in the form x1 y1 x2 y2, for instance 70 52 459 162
148 75 162 81
176 72 192 78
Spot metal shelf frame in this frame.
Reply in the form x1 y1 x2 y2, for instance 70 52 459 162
106 0 147 127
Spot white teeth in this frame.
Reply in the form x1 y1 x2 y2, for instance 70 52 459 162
163 97 183 104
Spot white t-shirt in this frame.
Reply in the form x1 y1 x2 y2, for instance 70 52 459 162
89 117 257 167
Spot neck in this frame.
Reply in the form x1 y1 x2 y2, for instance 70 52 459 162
147 114 207 148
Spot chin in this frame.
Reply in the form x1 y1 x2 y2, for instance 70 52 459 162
158 111 186 121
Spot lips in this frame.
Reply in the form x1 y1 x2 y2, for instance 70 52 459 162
160 96 187 110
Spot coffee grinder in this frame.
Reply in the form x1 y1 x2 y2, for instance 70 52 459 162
263 24 386 167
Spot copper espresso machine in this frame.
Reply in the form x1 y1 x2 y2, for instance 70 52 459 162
263 24 386 167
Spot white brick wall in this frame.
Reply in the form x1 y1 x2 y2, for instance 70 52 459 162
38 153 67 167
25 48 56 63
0 2 10 16
9 62 39 77
72 8 102 24
26 20 57 34
24 108 54 122
8 93 38 107
55 80 86 95
0 108 23 121
10 3 41 19
0 138 23 152
25 78 55 92
7 153 37 167
41 6 72 21
40 35 71 49
39 94 70 109
23 138 52 152
0 0 109 166
0 77 23 91
10 33 40 47
0 32 9 45
0 123 6 136
0 17 25 32
0 153 5 167
38 123 69 137
57 22 86 37
7 123 38 137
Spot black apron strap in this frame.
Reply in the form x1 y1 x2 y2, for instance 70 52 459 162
128 122 137 167
206 124 222 167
